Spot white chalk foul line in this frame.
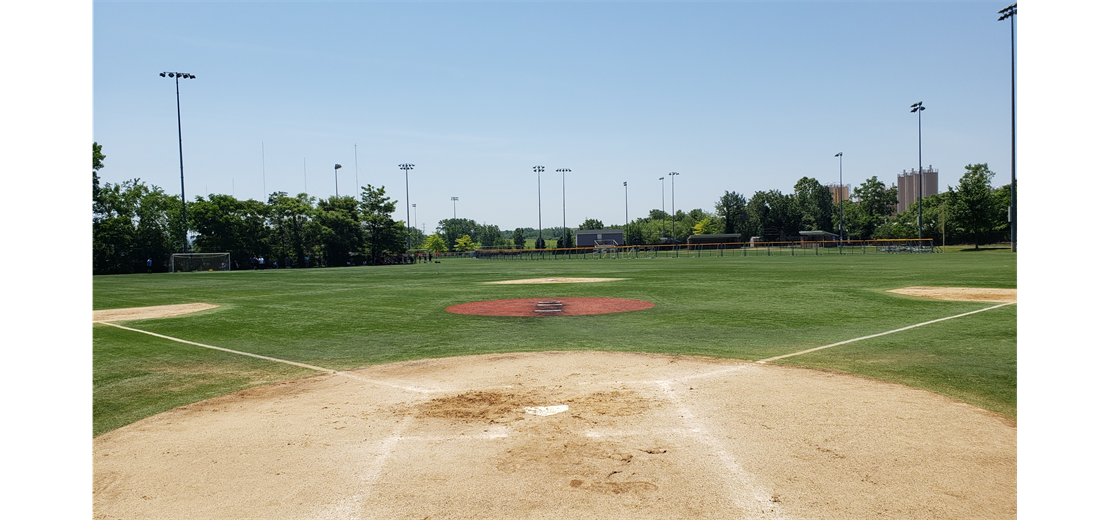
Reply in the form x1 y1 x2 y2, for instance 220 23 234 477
95 321 434 393
656 380 784 518
756 302 1016 364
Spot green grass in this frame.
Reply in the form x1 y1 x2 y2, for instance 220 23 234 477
94 252 1016 435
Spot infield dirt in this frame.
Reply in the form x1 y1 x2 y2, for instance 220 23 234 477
93 351 1015 520
93 303 219 322
887 286 1017 303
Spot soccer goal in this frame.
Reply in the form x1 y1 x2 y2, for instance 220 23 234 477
593 239 620 259
171 253 231 272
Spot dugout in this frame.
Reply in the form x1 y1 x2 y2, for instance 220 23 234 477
576 229 625 247
686 233 746 247
799 230 839 247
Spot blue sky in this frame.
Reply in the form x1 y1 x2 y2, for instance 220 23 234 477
93 1 1016 231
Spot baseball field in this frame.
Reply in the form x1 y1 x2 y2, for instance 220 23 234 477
93 251 1016 519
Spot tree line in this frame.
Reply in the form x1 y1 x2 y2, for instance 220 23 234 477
616 165 1010 248
94 140 1011 274
93 143 411 274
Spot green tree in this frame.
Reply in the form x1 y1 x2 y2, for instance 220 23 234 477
693 217 724 235
714 191 748 235
93 142 105 216
476 223 501 248
847 176 899 240
579 218 605 230
557 228 574 248
407 227 427 249
512 228 526 249
92 174 185 274
134 189 180 270
793 177 834 232
359 185 406 263
747 190 800 240
315 196 362 264
455 234 478 251
267 192 316 265
874 192 951 242
626 217 666 245
991 183 1012 244
437 218 479 251
190 194 270 266
951 163 999 249
422 234 448 254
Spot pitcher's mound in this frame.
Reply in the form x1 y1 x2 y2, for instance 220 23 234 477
446 297 654 317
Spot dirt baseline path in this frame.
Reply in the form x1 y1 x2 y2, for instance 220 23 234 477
93 352 1015 520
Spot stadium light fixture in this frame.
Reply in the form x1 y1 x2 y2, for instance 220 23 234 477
160 71 196 253
534 166 544 247
333 163 342 197
399 163 415 250
999 3 1017 252
911 102 925 242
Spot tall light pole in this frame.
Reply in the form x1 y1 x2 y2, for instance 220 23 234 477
333 164 342 197
412 203 418 239
911 102 925 241
450 196 459 250
835 152 844 246
399 163 414 250
556 168 570 246
159 71 195 253
999 3 1017 252
623 182 629 227
669 172 680 240
623 181 629 244
534 166 544 247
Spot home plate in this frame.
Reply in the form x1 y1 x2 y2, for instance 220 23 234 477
523 405 568 416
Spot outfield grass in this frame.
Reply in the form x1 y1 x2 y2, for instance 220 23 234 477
94 252 1016 436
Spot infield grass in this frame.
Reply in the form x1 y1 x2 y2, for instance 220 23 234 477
94 252 1016 436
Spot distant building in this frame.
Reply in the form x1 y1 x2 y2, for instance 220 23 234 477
897 166 938 214
686 233 745 245
575 229 625 247
826 183 851 204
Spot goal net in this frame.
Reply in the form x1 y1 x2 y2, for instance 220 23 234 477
171 253 231 272
594 239 620 258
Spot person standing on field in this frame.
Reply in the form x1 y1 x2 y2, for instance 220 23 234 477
146 258 152 273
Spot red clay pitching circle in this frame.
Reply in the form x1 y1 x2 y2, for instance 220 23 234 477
446 297 654 317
